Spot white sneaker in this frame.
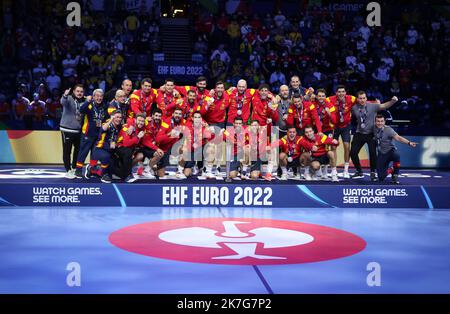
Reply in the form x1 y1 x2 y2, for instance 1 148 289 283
65 170 76 179
305 173 312 181
343 171 350 179
192 166 199 176
332 174 339 182
280 173 288 181
215 166 222 176
312 174 319 181
321 170 328 180
176 172 187 179
142 171 156 179
205 171 215 179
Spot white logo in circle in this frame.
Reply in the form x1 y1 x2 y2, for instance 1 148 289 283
158 221 314 260
0 169 66 179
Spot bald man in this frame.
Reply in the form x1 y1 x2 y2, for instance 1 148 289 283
274 84 290 138
105 79 133 102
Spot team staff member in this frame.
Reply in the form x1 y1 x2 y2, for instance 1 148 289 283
74 89 107 178
105 78 133 102
374 114 417 184
274 85 291 138
129 78 158 119
89 110 123 183
108 89 129 117
350 92 398 181
326 85 356 178
303 125 340 182
60 84 85 179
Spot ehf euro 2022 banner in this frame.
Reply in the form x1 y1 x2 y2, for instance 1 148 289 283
0 183 449 209
0 130 449 168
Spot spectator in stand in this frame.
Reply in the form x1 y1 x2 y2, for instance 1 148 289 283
46 69 62 92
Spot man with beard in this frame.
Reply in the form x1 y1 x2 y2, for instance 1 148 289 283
155 78 182 118
75 89 107 179
140 109 165 179
221 116 248 179
200 81 229 128
114 113 147 183
274 85 291 138
350 91 398 181
105 78 133 102
60 84 85 179
177 89 202 122
129 78 158 120
302 125 340 182
88 110 123 183
174 76 210 104
155 107 188 179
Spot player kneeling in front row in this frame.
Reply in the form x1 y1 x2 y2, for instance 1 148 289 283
88 110 123 183
303 125 340 182
114 113 147 183
374 114 417 184
277 126 314 180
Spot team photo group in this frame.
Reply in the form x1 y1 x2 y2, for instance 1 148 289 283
60 74 417 184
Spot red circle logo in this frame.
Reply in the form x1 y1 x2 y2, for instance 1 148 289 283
109 218 366 265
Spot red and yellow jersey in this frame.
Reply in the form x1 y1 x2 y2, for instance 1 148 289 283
325 95 356 129
226 88 256 124
286 101 322 132
155 117 188 152
222 126 249 157
175 85 209 104
184 121 215 152
250 94 279 126
129 88 158 118
117 122 146 148
303 134 338 157
275 135 306 159
141 120 161 151
313 100 337 132
155 91 181 117
200 93 228 124
177 98 202 121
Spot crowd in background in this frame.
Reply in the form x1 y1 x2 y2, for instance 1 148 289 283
0 1 448 135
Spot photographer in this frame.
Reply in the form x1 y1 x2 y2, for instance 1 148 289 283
60 84 85 179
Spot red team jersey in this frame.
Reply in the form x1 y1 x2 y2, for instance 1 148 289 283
141 119 162 151
176 98 202 121
175 86 209 104
250 94 279 126
276 135 310 159
200 93 229 124
286 101 322 132
303 134 338 157
129 88 158 118
117 121 146 148
155 91 181 118
155 117 188 152
313 100 338 132
226 88 256 124
325 95 357 129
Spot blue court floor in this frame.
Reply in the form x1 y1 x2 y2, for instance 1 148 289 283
1 205 449 294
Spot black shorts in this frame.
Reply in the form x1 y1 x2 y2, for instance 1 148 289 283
333 125 351 143
324 130 334 138
157 151 171 169
287 157 300 169
311 154 330 165
142 147 157 159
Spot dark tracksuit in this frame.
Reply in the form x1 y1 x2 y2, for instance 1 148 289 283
75 101 107 171
91 123 121 176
